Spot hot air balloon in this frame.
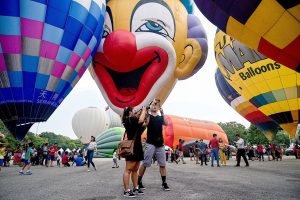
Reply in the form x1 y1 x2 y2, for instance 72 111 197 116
215 30 299 138
142 115 228 148
0 0 106 140
105 106 122 128
215 68 279 141
90 0 208 114
72 107 109 144
95 127 124 158
194 1 300 71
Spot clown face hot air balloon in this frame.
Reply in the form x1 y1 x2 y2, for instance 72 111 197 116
72 107 109 144
0 0 106 140
215 68 279 141
91 0 208 114
195 1 300 71
215 30 300 138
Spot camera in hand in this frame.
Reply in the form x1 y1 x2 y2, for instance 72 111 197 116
146 99 160 110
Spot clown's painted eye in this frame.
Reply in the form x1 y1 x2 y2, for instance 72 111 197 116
136 20 173 41
131 2 175 42
102 11 113 38
102 26 110 38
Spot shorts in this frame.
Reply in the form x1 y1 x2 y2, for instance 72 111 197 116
0 159 3 166
142 143 166 167
24 160 31 165
113 158 117 164
49 155 55 161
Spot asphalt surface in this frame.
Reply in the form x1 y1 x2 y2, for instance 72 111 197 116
0 156 299 200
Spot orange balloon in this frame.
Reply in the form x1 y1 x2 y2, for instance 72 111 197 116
142 115 228 148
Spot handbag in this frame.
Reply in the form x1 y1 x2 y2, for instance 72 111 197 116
118 130 137 158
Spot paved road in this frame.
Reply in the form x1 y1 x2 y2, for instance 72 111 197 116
0 156 299 200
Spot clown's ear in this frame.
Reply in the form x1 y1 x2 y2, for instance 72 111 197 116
175 14 208 80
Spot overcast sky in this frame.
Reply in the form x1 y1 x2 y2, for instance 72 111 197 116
29 8 250 139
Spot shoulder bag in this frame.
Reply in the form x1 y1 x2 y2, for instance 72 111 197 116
118 130 138 158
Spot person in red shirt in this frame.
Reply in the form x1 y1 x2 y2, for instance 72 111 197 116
48 143 58 167
209 134 220 167
257 144 264 161
62 151 70 167
176 139 186 164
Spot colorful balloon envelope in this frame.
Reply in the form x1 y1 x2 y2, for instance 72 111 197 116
91 0 208 114
95 127 124 158
142 115 228 148
72 107 110 144
215 68 279 141
195 0 300 71
215 30 299 138
0 0 106 140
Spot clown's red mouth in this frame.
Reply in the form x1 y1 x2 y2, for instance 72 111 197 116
93 47 168 107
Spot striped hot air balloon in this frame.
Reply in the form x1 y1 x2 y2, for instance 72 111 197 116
215 30 299 138
0 0 106 140
215 68 279 141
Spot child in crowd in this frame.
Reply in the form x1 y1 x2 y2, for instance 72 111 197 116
19 142 34 175
0 143 6 171
62 151 70 167
112 149 119 168
56 151 61 167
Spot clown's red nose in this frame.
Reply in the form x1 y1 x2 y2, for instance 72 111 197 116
103 30 137 70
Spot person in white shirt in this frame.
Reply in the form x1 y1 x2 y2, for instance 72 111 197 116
87 136 97 172
234 134 249 167
112 149 119 168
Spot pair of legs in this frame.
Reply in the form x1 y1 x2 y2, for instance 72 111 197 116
123 161 140 191
20 160 32 174
49 155 55 167
211 148 220 166
87 150 96 170
258 152 264 161
219 151 226 165
42 154 48 166
112 158 119 168
138 143 168 189
236 149 249 166
200 153 207 165
195 150 199 164
176 151 186 164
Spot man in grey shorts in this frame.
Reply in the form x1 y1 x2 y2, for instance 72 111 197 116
138 99 170 191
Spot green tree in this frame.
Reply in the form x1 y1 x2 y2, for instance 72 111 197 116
218 121 247 144
272 131 290 146
246 124 269 145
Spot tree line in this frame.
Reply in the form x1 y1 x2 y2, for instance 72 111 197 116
218 122 292 146
0 120 83 150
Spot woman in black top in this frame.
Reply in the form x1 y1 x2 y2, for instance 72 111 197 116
122 106 147 197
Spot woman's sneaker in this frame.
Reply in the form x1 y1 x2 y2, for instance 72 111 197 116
133 187 144 195
138 182 146 190
162 182 170 191
123 190 136 198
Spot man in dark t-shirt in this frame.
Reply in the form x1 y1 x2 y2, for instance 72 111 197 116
138 99 170 191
